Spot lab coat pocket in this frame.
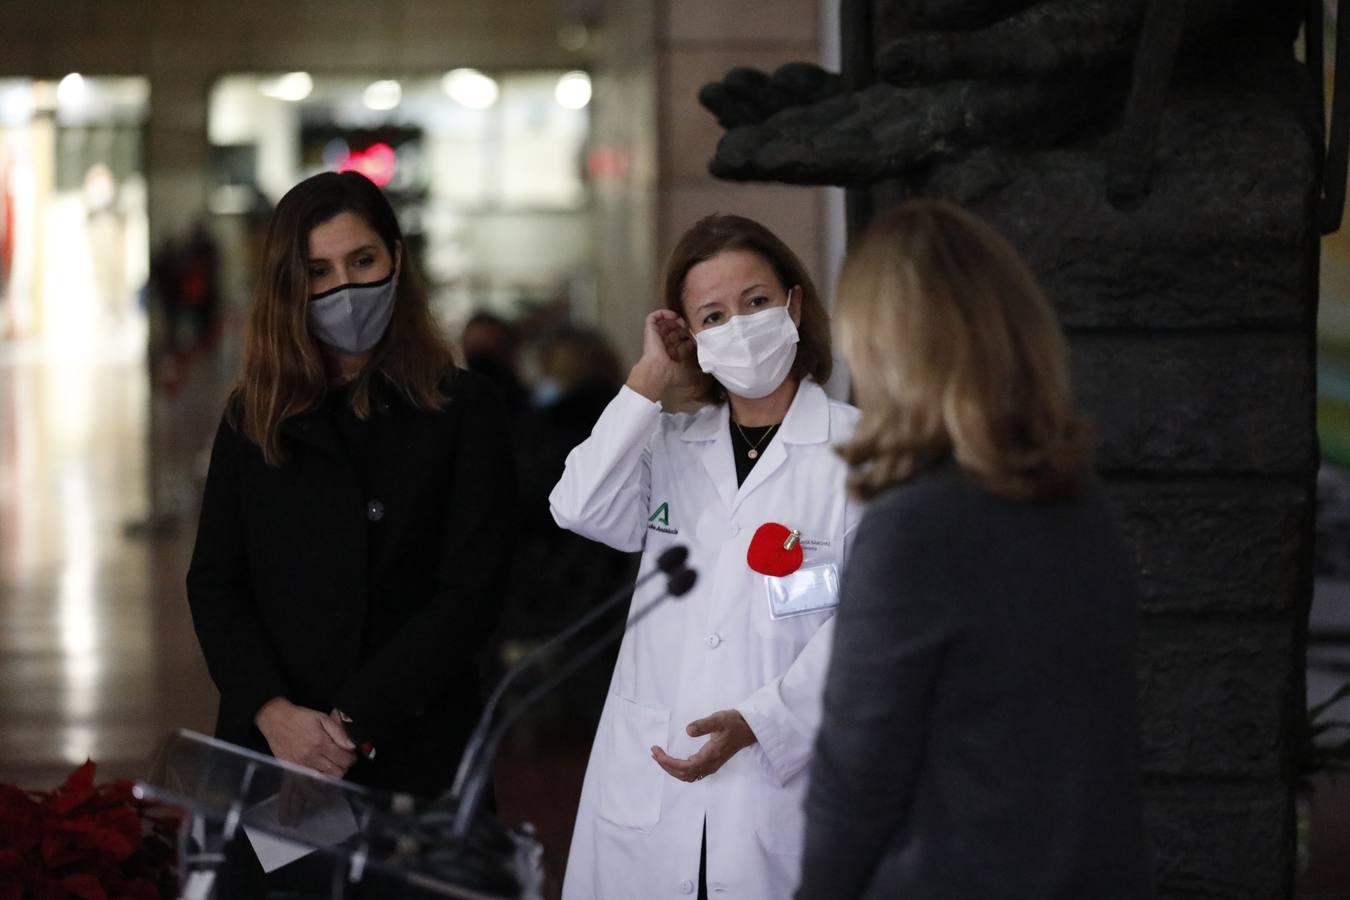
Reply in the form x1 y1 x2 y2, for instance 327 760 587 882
598 698 670 831
753 767 808 857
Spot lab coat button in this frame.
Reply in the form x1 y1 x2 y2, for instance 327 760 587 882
729 523 741 536
367 500 385 522
677 881 695 895
705 634 721 648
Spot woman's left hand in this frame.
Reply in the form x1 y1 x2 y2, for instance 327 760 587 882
651 709 757 783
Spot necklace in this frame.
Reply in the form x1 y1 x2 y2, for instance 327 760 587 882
733 421 780 460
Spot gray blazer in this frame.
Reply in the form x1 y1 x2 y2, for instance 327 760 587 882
797 462 1153 899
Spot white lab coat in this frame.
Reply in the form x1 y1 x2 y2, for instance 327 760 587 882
551 379 862 900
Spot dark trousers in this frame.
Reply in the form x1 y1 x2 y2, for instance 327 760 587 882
698 819 708 900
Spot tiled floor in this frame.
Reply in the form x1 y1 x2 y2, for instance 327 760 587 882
0 325 221 794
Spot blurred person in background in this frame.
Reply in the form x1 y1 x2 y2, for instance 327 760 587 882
186 170 515 894
796 199 1152 900
462 310 528 417
179 221 224 352
551 214 862 900
148 221 223 391
520 326 625 493
494 327 634 723
82 163 127 328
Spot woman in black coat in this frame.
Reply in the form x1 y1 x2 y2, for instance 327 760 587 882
795 200 1153 899
186 171 515 807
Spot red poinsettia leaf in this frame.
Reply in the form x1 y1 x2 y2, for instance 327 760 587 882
0 848 23 872
39 835 74 869
33 877 68 900
107 877 160 900
43 816 98 850
88 807 141 860
47 761 98 816
102 780 134 800
0 848 30 900
58 874 108 900
65 760 97 791
40 825 97 869
55 816 98 835
88 781 144 815
0 784 43 850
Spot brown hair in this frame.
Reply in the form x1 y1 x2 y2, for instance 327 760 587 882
662 214 832 403
835 199 1093 501
229 171 456 465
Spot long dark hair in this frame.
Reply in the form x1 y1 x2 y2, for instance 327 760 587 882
230 171 456 465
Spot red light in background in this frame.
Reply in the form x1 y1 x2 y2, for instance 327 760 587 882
587 145 631 181
338 142 398 187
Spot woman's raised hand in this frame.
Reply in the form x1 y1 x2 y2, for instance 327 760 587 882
627 309 700 403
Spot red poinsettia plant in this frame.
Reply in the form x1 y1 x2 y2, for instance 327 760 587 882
0 760 179 900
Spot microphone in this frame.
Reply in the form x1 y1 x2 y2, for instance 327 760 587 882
448 544 690 803
445 556 698 838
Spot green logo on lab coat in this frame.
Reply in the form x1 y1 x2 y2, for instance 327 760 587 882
648 502 670 526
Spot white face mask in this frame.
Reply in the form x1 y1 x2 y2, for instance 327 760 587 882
694 303 800 399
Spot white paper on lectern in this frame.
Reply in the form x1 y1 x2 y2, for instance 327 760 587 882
182 871 217 900
242 791 360 873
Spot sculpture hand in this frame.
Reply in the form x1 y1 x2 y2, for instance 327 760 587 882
877 0 1144 85
699 62 844 129
709 74 1105 184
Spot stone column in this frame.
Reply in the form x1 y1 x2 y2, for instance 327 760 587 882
592 0 829 364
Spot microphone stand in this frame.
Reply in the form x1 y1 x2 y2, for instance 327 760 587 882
443 564 698 838
447 545 690 802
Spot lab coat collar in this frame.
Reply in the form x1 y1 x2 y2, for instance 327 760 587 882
683 402 738 510
777 378 830 445
680 379 831 513
678 378 830 445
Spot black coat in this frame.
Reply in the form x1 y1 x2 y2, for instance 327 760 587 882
186 370 515 799
797 462 1154 900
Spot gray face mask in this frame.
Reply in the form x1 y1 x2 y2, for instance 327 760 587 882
307 272 397 353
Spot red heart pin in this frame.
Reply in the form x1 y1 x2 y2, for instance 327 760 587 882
747 522 804 577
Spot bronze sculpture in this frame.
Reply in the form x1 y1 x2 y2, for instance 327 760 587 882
699 2 1344 895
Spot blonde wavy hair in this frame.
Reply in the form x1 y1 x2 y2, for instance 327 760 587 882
836 199 1093 501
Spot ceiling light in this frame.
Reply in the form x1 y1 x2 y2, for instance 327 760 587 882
363 79 402 111
442 69 499 110
555 71 592 110
56 73 86 108
259 72 313 103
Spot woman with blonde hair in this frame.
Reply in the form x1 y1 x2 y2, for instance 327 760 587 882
796 199 1153 899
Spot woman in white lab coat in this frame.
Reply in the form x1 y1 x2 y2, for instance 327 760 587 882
551 214 862 900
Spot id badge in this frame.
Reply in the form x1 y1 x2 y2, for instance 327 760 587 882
764 563 840 620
